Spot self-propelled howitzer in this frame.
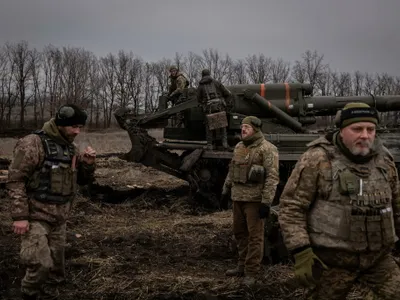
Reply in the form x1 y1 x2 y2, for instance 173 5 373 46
114 83 400 209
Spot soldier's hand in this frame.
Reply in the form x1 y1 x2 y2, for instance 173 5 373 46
293 247 328 287
82 146 96 165
13 220 29 234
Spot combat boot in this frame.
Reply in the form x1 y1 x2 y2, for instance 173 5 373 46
225 265 244 277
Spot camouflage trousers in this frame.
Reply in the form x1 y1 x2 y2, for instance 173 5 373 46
20 220 66 299
307 248 400 300
233 201 265 276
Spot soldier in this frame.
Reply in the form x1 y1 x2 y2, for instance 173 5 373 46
221 116 279 285
7 104 96 300
168 65 189 106
197 69 232 149
278 102 400 299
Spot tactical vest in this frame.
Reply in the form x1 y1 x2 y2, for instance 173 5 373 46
308 145 397 252
26 130 78 204
204 81 224 102
230 142 265 184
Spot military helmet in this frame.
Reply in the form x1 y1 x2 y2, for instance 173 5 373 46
201 69 211 77
169 65 178 72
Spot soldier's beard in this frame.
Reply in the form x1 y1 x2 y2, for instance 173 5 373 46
59 128 76 143
348 140 373 156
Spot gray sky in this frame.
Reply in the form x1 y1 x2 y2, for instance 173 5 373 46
1 0 399 75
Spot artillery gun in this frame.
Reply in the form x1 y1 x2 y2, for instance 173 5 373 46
114 83 400 209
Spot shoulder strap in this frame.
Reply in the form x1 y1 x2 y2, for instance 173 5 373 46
33 131 73 163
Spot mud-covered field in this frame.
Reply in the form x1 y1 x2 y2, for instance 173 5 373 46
0 130 373 299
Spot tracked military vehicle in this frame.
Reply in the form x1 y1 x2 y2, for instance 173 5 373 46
114 83 400 209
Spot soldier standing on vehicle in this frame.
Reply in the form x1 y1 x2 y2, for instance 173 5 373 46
7 104 96 300
168 65 189 106
197 69 232 149
221 116 279 285
279 102 400 300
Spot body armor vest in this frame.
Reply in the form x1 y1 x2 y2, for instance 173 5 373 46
203 82 226 114
27 130 77 204
308 145 397 252
231 142 265 184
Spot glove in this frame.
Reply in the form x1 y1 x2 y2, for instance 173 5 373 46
293 247 328 287
259 203 270 219
220 188 231 204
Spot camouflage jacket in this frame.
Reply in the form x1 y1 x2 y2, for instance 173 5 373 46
7 133 95 225
169 72 189 96
197 75 232 110
278 135 400 252
222 133 279 204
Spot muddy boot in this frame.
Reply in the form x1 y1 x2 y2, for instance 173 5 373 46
242 275 256 286
221 127 228 149
225 265 244 277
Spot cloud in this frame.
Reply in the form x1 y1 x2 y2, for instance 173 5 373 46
0 0 399 75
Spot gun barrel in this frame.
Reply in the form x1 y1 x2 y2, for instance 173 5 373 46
268 95 400 116
244 90 305 133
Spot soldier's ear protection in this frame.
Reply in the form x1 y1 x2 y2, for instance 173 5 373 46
57 105 87 120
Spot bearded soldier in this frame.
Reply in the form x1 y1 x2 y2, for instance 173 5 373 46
222 116 279 285
7 104 96 300
279 102 400 299
197 69 232 149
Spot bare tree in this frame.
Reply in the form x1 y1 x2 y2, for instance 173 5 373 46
271 58 290 83
30 48 43 126
245 54 272 83
7 41 34 127
229 59 247 85
199 48 232 83
126 56 144 114
331 71 352 96
152 58 172 93
352 71 364 96
43 45 63 116
291 50 328 94
363 72 377 95
99 53 118 127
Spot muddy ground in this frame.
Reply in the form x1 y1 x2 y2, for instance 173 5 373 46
0 129 376 299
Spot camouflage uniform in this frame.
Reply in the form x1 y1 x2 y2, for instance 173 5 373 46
168 66 189 127
222 116 279 282
168 69 189 105
279 103 400 300
197 69 232 149
7 109 95 299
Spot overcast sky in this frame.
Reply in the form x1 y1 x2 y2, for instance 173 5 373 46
1 0 399 75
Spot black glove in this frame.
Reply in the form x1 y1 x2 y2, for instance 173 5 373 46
259 203 270 219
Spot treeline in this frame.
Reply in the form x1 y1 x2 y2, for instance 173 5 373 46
0 40 399 130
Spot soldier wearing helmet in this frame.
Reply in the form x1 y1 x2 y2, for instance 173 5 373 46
168 65 189 106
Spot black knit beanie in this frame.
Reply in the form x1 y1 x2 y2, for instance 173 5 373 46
55 104 87 127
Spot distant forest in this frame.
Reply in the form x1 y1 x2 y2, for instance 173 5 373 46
0 40 399 130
